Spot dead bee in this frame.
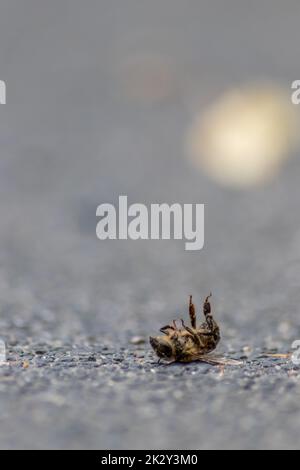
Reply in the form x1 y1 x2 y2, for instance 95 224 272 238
150 294 241 366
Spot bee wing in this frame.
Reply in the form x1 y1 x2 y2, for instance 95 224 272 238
262 353 291 359
189 353 244 366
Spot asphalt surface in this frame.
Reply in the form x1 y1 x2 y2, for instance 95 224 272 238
0 0 300 450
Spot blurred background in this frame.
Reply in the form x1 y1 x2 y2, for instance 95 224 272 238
1 0 300 449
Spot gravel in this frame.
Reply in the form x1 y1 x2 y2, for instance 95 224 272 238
0 339 299 449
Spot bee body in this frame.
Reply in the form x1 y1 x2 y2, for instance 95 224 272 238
150 294 220 363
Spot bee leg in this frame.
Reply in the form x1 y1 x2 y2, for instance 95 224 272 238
172 319 181 330
162 360 176 366
160 324 175 335
203 293 212 316
202 293 220 343
181 320 201 346
189 295 196 328
203 293 214 330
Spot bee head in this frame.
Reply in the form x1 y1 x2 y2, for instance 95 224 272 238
149 336 174 360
